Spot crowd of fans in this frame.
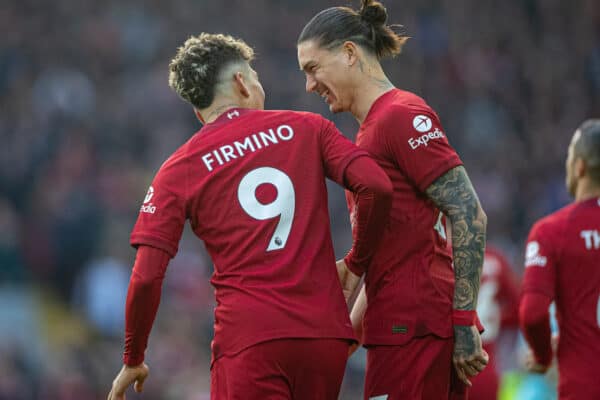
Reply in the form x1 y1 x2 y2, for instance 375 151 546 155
1 0 598 398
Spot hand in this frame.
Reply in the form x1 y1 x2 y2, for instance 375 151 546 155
453 325 489 386
524 349 550 374
336 259 361 303
348 341 359 357
108 363 149 400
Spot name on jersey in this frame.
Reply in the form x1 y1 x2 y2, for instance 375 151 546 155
408 128 445 150
202 125 294 172
580 230 600 250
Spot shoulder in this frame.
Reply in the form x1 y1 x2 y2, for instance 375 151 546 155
261 109 327 125
371 90 441 136
530 203 577 237
153 140 192 189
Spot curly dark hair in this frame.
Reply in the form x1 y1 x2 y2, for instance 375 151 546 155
298 0 408 60
168 33 255 109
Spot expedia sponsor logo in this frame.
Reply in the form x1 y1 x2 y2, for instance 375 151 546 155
140 204 157 214
408 128 445 150
413 115 432 132
140 186 157 214
525 241 547 267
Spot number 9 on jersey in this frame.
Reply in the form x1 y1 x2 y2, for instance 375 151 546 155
238 167 296 252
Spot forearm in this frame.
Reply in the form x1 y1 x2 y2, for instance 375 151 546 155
343 156 393 275
123 245 170 366
519 292 553 366
337 260 362 303
425 166 487 311
350 285 367 342
449 205 487 310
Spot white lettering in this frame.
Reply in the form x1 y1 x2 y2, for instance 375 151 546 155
220 145 237 162
580 230 600 250
202 153 215 171
252 134 263 149
407 128 445 150
202 124 295 172
277 125 294 140
140 204 157 214
234 137 255 156
259 130 278 146
213 150 224 165
525 241 547 267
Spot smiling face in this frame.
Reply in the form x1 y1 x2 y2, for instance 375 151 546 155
297 40 357 114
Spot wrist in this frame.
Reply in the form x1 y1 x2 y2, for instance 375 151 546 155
343 253 363 277
123 353 145 367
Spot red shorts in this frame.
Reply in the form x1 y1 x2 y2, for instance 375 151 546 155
364 335 468 400
469 346 498 400
211 338 350 400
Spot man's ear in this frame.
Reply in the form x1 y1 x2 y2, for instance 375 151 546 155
575 157 586 178
233 71 251 99
342 41 359 67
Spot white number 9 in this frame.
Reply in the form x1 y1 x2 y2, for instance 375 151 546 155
238 167 296 251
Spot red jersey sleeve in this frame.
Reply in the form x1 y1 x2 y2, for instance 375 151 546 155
123 245 170 366
317 116 369 185
130 147 188 258
381 105 462 192
521 220 558 299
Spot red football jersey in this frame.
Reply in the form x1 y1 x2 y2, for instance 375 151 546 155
131 108 366 363
522 197 600 398
346 89 463 345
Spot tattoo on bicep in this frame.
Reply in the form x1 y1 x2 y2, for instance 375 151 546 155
425 166 486 310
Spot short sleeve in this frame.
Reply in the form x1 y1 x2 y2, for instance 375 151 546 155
382 106 462 192
130 150 188 258
318 116 368 186
521 221 557 299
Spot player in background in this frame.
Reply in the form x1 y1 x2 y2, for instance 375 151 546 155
470 246 520 400
107 33 393 400
297 1 488 398
519 119 600 400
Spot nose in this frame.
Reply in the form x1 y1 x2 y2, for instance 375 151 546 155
305 74 317 93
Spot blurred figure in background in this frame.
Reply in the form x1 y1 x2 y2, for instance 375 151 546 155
470 245 520 400
519 119 600 399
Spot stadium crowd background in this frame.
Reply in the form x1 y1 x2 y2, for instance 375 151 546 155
0 0 598 398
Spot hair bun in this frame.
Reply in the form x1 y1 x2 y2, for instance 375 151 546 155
360 1 387 26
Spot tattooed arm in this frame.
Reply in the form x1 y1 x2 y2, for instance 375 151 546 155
425 165 488 385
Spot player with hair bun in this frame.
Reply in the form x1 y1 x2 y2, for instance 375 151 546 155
298 1 488 398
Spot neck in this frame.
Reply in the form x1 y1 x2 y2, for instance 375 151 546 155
574 179 600 202
349 59 395 124
201 101 242 124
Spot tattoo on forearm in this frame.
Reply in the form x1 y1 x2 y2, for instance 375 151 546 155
425 166 486 310
454 325 476 355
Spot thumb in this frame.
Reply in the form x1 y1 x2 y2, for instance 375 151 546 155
134 374 147 393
